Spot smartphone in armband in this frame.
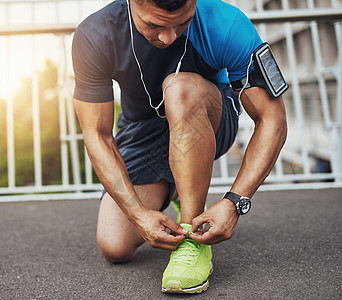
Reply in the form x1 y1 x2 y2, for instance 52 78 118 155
253 43 289 98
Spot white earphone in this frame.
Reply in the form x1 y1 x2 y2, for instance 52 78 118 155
126 0 190 118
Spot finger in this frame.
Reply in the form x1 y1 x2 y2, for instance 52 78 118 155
152 231 185 249
189 231 220 245
163 217 188 235
163 231 186 241
191 214 209 233
194 229 207 235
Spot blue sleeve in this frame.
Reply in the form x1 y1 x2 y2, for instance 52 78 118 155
220 8 263 82
189 0 262 85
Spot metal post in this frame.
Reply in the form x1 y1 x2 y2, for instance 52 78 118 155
330 0 342 182
31 2 42 188
85 146 93 186
256 0 267 39
58 35 69 186
32 35 43 188
5 36 15 190
282 0 311 175
61 35 81 188
58 95 69 186
333 19 342 182
306 0 339 181
219 155 229 181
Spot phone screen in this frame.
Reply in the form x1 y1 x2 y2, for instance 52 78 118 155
259 48 287 94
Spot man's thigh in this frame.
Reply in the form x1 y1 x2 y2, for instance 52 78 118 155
163 72 239 158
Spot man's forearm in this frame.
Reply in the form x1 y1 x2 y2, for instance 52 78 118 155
84 132 144 218
82 130 187 250
230 117 287 198
73 99 146 224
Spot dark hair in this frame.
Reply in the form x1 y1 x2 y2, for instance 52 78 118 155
144 0 189 12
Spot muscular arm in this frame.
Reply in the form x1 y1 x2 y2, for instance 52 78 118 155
74 100 141 213
191 87 287 244
74 99 187 249
231 87 287 197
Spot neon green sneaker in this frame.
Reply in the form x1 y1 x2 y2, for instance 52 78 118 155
162 223 213 294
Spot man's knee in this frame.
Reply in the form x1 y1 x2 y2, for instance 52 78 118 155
163 72 204 118
97 235 136 264
163 72 201 97
163 72 221 125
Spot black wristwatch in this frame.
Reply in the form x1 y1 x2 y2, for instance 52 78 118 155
223 191 251 215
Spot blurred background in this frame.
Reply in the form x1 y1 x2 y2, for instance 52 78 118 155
0 0 341 201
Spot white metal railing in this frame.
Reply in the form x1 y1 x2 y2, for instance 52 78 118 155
211 0 342 193
0 0 341 202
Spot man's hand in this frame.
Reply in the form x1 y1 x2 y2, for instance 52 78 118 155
189 198 239 245
131 208 188 250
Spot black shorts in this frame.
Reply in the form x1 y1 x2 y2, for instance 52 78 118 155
106 86 239 210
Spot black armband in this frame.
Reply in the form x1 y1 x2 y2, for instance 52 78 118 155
231 42 289 99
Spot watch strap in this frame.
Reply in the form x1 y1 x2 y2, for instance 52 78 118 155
223 191 251 215
223 191 247 204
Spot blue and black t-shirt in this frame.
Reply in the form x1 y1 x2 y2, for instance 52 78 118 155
72 0 262 121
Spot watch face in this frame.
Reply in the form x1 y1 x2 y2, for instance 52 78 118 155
239 198 251 214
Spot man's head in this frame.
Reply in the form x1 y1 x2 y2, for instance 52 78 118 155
129 0 197 49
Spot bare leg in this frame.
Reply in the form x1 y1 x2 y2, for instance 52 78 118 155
163 72 222 224
97 180 170 263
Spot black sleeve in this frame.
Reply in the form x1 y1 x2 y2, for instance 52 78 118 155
72 26 114 103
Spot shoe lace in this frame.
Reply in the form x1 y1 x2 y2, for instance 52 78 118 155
172 238 201 266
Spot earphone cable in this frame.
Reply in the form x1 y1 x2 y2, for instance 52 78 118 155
127 3 154 112
232 53 254 116
127 2 190 118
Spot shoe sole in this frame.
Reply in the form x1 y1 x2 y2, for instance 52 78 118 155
161 262 213 294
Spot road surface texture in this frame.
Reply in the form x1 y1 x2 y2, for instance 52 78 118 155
1 188 341 299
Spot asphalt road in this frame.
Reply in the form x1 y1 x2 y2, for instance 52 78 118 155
1 188 341 299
